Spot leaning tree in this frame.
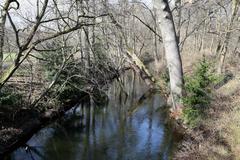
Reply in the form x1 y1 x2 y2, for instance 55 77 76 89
153 0 184 110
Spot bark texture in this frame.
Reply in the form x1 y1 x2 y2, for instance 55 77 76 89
0 1 11 72
153 0 184 109
0 0 19 73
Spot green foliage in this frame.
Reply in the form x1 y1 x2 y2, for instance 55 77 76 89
161 68 170 84
182 107 202 128
0 88 23 106
182 58 218 127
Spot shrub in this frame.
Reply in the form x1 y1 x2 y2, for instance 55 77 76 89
182 58 218 127
0 88 23 106
182 107 202 128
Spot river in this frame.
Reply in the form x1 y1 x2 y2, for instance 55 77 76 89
9 72 174 160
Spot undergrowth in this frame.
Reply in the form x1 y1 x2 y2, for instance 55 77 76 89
0 87 23 106
181 58 221 127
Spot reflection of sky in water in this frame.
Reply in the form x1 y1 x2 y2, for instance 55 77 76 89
10 73 172 160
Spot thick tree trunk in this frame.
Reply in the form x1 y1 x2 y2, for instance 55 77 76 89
0 1 11 73
153 0 184 109
79 1 91 70
0 19 4 72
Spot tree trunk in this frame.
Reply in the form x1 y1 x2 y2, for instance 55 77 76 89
0 1 11 73
217 1 239 74
233 36 240 56
217 30 232 74
175 0 182 44
153 0 184 109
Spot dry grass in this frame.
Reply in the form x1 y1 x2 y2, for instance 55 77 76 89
217 94 240 160
174 52 240 160
174 81 240 160
217 75 240 96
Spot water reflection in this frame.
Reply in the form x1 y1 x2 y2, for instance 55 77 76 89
10 71 173 160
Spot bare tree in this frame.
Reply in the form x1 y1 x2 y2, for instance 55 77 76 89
217 0 239 74
0 0 104 89
0 0 19 73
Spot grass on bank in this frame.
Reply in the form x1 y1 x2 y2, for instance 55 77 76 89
174 55 240 159
214 77 240 159
222 105 240 158
186 82 240 160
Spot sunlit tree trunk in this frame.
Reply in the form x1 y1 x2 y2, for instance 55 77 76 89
233 36 240 56
153 0 184 109
0 1 11 73
79 0 91 71
217 0 239 74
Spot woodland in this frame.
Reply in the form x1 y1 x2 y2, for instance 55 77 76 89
0 0 240 159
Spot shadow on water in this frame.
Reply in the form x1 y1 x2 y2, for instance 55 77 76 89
9 71 174 160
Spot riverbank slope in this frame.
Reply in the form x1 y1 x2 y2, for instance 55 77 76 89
174 59 240 159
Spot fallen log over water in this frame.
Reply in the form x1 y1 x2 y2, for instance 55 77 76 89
0 93 89 158
0 66 132 158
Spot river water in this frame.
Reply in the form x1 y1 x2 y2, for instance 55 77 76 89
9 72 174 160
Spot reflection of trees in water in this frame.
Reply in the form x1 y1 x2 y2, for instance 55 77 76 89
146 96 154 160
13 72 172 160
157 126 173 159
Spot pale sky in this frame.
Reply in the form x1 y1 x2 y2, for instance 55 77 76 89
1 0 153 27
